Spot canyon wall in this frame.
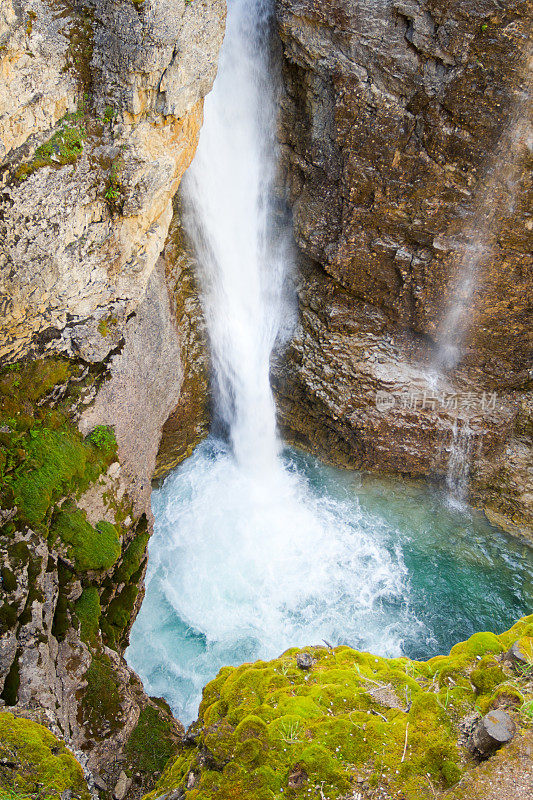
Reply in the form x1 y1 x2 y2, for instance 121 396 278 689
273 0 532 538
0 0 222 794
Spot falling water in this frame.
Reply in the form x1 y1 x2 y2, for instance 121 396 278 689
126 0 533 724
435 45 532 502
181 0 291 470
445 420 474 509
435 46 533 371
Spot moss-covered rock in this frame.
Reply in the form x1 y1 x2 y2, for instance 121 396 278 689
0 358 117 534
147 616 533 800
74 585 102 643
80 652 123 737
0 712 90 799
50 506 121 571
126 705 181 774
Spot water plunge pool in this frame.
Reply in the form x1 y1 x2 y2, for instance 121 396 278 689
127 439 533 726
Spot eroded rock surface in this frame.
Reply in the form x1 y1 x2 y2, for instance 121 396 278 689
0 0 224 794
274 0 532 535
0 0 225 363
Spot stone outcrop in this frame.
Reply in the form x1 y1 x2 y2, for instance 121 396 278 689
0 0 225 364
274 0 532 535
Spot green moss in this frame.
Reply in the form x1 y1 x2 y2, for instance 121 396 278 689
108 583 138 627
1 566 17 593
0 363 116 529
15 124 86 181
125 706 178 773
74 586 101 643
85 425 117 459
0 359 71 403
114 529 150 584
81 653 122 736
0 712 90 799
50 508 120 572
470 656 505 696
148 617 533 800
0 602 18 632
9 430 87 528
0 651 20 707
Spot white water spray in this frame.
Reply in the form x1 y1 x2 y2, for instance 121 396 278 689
434 48 532 504
435 50 533 371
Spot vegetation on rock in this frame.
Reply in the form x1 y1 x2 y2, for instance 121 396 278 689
81 652 123 737
0 712 90 800
147 617 533 800
15 110 87 181
126 705 180 774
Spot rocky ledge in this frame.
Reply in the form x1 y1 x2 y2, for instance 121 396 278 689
130 617 533 800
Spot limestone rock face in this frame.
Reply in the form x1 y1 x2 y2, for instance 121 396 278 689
274 0 532 534
0 0 225 363
0 0 224 791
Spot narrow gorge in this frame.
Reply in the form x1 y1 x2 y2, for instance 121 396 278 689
0 2 532 800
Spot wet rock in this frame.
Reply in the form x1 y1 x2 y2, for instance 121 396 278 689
472 709 516 757
296 652 314 670
274 0 532 536
183 720 203 746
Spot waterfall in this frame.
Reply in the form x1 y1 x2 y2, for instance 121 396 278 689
126 0 417 723
445 420 473 510
434 47 532 503
435 48 532 371
182 0 290 470
125 1 533 726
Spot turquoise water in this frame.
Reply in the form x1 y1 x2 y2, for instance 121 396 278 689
127 439 533 725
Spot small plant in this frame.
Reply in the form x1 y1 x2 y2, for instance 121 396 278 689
103 105 117 124
86 425 116 454
104 184 121 201
104 155 125 212
519 699 533 721
15 117 86 181
278 719 302 744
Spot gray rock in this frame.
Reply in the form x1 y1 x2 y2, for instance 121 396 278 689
154 790 185 800
92 773 108 792
505 639 532 671
113 770 131 800
296 652 314 670
472 709 516 757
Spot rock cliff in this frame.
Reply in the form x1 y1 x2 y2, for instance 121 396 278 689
273 0 532 538
0 0 223 794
